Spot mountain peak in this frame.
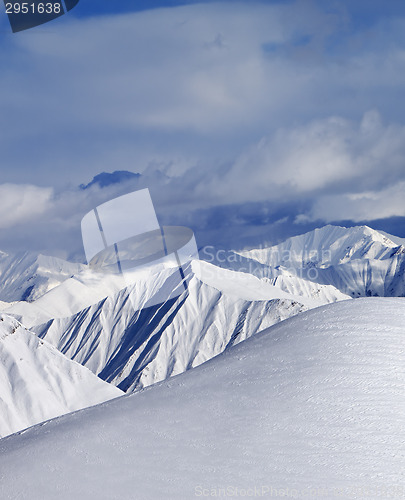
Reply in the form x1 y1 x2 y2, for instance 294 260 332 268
0 315 20 340
0 314 122 438
0 252 85 303
241 223 401 270
79 171 141 190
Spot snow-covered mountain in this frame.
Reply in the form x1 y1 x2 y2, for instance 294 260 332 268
238 225 405 297
0 251 84 303
0 298 404 499
0 314 122 438
3 250 349 393
1 224 403 397
241 224 400 267
27 262 321 392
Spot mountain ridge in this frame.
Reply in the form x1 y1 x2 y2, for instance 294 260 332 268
0 314 123 438
0 298 404 498
0 251 85 303
2 223 403 394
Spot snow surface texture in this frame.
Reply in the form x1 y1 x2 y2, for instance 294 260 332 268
0 298 404 499
0 314 122 438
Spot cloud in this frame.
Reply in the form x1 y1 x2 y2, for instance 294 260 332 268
0 181 132 257
1 109 405 256
175 111 405 208
1 2 405 188
1 2 405 252
0 184 53 229
307 182 405 223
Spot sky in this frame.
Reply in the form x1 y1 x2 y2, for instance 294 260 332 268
0 0 404 259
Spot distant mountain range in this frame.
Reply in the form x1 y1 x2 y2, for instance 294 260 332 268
0 252 84 302
240 224 405 297
1 224 403 400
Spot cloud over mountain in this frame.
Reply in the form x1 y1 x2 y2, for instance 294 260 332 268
0 2 405 255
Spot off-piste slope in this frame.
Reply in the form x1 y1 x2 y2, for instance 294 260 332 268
0 298 404 499
30 262 316 392
14 259 347 393
0 314 122 438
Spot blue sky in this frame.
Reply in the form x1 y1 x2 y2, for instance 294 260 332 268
0 0 405 258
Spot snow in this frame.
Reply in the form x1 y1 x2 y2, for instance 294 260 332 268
4 256 346 394
0 314 123 438
240 224 401 268
0 252 85 302
312 256 405 297
194 260 320 306
378 230 405 247
6 224 403 396
3 267 128 327
239 225 405 298
31 264 311 392
0 300 14 310
0 298 404 499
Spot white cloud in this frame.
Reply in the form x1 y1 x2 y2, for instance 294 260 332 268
191 111 405 208
7 3 290 133
308 182 405 223
0 184 53 229
1 108 404 255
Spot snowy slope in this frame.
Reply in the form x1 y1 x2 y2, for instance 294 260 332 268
239 225 405 298
0 298 404 499
0 300 15 310
3 267 128 327
253 255 405 298
378 230 405 247
4 255 347 329
202 249 352 302
0 314 122 438
2 224 401 398
1 245 349 394
310 255 405 297
29 262 313 392
196 260 348 304
241 224 401 267
0 251 85 302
